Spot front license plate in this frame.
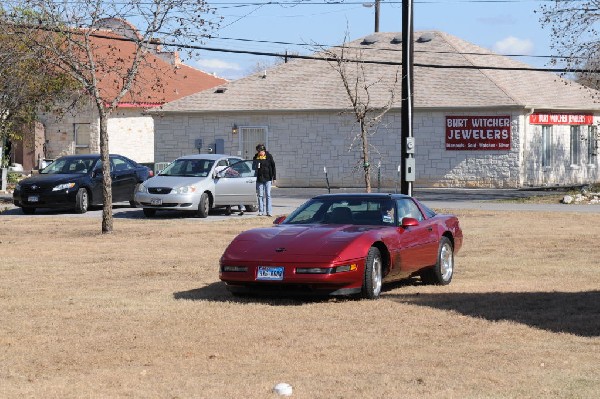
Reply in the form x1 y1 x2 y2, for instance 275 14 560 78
256 266 284 281
150 198 162 205
28 195 39 203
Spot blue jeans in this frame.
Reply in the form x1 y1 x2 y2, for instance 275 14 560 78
256 180 272 215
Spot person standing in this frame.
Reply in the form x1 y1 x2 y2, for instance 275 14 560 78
252 144 276 216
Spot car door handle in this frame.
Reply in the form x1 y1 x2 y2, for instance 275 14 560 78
427 227 433 231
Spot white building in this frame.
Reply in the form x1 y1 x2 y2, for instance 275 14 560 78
151 31 600 188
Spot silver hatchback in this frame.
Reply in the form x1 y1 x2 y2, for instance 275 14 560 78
134 154 257 217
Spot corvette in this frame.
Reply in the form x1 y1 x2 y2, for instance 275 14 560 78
220 193 463 299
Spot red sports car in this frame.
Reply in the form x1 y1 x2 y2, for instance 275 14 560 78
219 193 463 299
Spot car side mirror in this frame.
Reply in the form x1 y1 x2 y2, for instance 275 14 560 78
401 217 419 228
92 168 103 178
273 215 286 224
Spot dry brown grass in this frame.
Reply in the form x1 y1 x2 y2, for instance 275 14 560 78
0 210 599 398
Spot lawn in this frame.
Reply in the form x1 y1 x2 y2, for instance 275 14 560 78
0 210 598 398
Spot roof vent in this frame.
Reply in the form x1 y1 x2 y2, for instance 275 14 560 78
416 33 435 43
214 87 227 93
391 35 402 44
361 34 378 45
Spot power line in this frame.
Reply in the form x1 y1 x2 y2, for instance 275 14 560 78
8 23 590 73
209 35 569 60
193 42 578 72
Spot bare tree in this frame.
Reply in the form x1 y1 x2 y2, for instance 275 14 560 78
538 1 600 90
575 58 600 91
320 36 399 192
2 0 219 233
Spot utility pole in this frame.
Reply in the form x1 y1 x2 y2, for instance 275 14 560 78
375 0 380 32
401 0 415 196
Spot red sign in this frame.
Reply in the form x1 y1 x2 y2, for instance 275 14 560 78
446 116 511 151
529 113 593 125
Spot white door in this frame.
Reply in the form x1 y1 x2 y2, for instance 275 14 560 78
240 127 267 159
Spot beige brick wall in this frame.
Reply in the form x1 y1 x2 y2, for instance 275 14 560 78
152 109 599 188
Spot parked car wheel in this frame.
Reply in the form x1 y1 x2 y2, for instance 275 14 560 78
196 192 210 218
244 204 258 212
143 208 157 217
75 188 89 214
21 207 35 215
421 236 454 285
361 247 383 299
130 184 140 207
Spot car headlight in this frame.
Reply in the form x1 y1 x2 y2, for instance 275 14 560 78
176 185 196 194
52 183 76 191
137 184 148 193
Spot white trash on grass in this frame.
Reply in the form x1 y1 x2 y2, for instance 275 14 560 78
273 382 293 396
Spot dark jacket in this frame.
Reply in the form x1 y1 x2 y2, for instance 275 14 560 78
252 151 276 183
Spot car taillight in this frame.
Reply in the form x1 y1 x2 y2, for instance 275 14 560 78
148 170 154 177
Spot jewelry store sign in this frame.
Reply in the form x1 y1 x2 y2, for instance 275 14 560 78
446 116 511 151
529 113 593 125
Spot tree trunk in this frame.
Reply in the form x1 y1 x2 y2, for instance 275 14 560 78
361 119 371 193
99 111 113 233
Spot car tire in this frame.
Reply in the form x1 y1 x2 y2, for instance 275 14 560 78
244 204 258 212
75 188 89 214
143 208 156 217
130 184 140 207
421 236 454 285
21 207 35 215
361 247 383 299
196 192 210 218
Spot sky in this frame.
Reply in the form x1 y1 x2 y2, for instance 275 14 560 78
192 0 554 80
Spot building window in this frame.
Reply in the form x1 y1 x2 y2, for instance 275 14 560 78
588 125 598 165
74 123 91 154
570 126 581 166
542 126 552 168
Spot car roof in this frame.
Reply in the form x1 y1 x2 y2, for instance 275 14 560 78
54 154 129 160
55 154 100 160
312 193 413 200
174 154 241 161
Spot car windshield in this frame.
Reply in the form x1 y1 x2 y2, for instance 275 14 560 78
160 159 215 177
41 157 95 175
283 197 397 226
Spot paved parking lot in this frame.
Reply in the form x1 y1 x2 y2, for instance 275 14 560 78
1 186 598 219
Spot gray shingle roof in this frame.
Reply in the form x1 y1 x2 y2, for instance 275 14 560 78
156 31 600 113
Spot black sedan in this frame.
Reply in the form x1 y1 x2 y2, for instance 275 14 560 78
13 154 153 214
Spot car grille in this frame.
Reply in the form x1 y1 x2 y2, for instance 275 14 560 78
139 202 180 207
20 184 52 195
148 187 172 194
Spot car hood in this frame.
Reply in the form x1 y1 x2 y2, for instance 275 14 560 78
224 224 380 260
143 175 209 188
19 174 84 187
